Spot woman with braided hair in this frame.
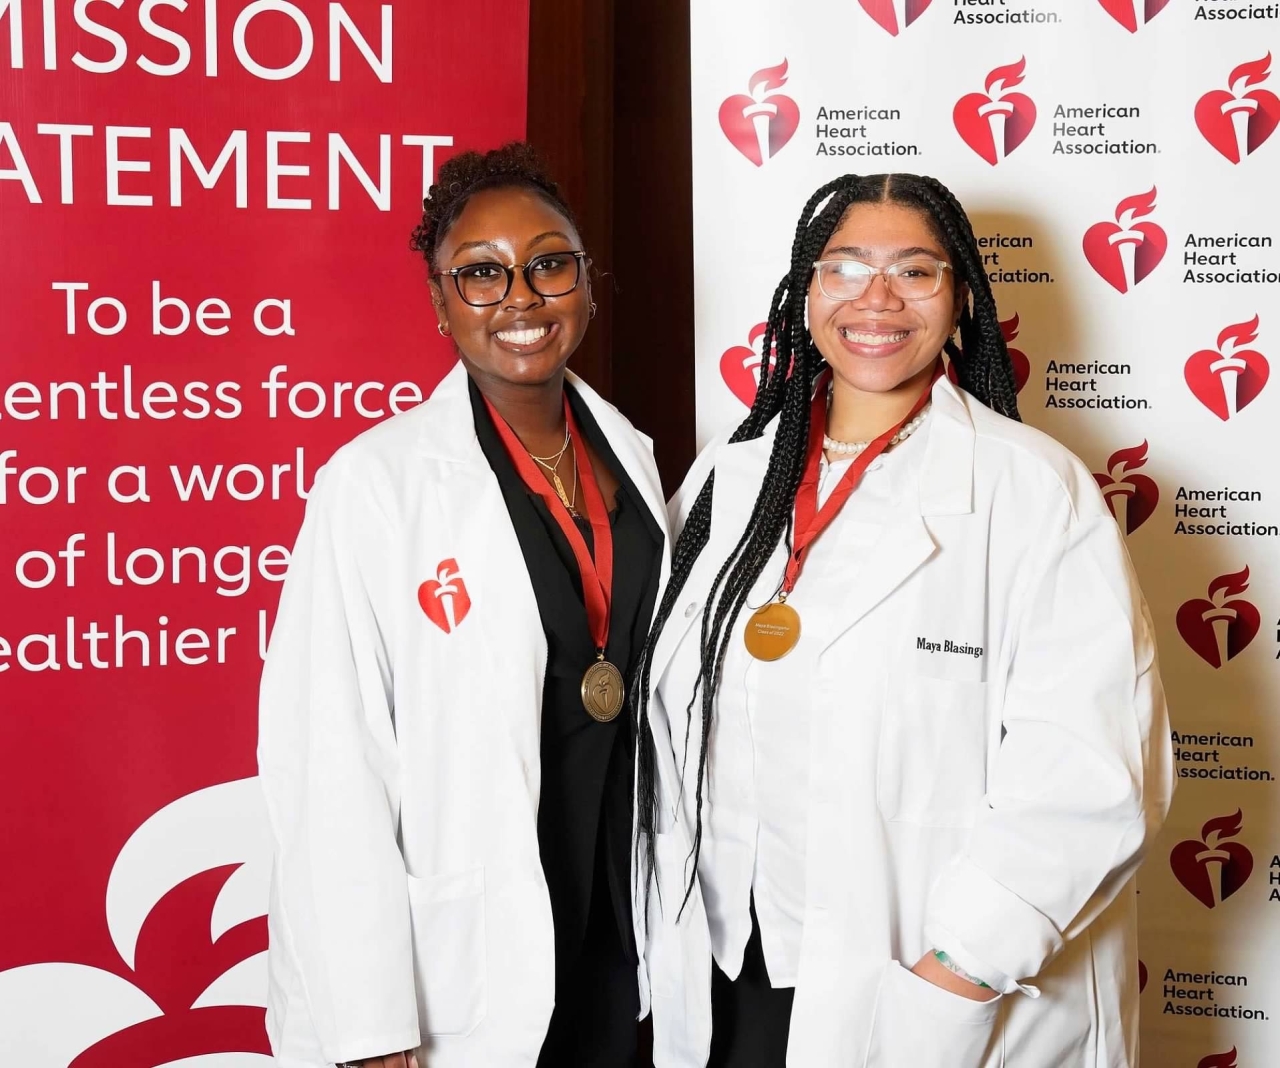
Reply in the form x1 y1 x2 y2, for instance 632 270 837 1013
637 173 1172 1068
259 143 669 1068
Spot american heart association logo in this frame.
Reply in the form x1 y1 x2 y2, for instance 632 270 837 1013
1096 0 1171 33
719 60 800 167
1138 959 1148 993
1092 440 1159 535
1171 810 1254 909
720 322 769 407
947 313 1030 394
1082 188 1167 293
1196 53 1280 164
953 58 1037 166
417 558 471 634
1185 315 1270 421
1199 1050 1239 1068
1176 567 1260 668
858 0 934 36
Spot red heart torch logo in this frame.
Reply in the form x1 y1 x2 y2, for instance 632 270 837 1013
1185 315 1270 421
1196 53 1280 164
719 59 800 167
857 0 934 35
1138 960 1148 993
1199 1050 1240 1068
720 322 770 407
1082 188 1167 293
954 58 1037 165
1176 567 1260 668
1171 811 1254 909
1092 440 1159 535
948 312 1030 394
1096 0 1171 32
417 558 471 634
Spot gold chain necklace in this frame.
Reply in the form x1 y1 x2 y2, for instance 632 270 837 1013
529 426 579 515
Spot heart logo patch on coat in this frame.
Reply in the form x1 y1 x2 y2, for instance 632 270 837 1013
418 559 472 634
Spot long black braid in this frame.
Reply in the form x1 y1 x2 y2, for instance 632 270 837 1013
632 173 1021 917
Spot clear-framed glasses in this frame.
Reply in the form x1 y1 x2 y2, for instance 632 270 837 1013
434 250 587 307
811 257 953 302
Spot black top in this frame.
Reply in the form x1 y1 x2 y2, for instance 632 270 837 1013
469 377 662 978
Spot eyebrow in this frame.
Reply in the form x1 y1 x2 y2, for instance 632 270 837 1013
527 230 573 248
823 245 940 259
452 239 502 256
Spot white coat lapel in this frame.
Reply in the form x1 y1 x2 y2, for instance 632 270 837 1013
414 362 547 757
569 371 672 593
815 376 976 653
645 427 776 690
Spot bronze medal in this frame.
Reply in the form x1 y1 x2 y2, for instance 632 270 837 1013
581 659 626 722
743 600 802 661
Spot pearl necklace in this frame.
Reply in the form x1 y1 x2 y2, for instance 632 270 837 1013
823 404 931 457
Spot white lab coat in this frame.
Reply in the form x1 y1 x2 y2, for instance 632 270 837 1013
257 361 671 1068
642 374 1173 1068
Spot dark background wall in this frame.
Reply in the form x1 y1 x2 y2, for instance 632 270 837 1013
528 0 696 495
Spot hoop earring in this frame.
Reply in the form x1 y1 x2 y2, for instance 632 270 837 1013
437 323 450 338
589 302 598 320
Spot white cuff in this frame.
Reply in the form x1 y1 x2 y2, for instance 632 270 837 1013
924 857 1063 996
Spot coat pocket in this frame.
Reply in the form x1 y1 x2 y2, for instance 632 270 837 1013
877 673 988 826
406 866 488 1037
863 959 1002 1068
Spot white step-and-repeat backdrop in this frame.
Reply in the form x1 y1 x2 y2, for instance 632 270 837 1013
692 2 1278 1064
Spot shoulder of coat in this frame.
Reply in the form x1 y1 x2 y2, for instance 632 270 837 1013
963 400 1106 522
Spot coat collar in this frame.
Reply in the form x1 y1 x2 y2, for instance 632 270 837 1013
417 358 671 588
648 372 977 683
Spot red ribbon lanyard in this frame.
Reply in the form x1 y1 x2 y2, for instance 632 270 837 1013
783 363 941 595
483 393 614 655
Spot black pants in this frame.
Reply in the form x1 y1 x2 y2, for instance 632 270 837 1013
708 903 795 1068
537 862 641 1068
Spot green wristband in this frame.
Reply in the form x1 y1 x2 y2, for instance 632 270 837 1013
933 949 992 989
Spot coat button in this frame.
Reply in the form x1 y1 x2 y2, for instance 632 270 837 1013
684 601 700 618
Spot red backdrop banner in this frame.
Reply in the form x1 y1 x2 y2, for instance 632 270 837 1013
0 2 528 1062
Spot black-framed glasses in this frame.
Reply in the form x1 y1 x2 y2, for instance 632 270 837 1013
434 250 587 307
812 257 953 302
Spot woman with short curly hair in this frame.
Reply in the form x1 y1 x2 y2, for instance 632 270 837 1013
258 143 670 1068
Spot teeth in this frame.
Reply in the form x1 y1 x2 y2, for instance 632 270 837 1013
496 326 550 345
841 329 910 344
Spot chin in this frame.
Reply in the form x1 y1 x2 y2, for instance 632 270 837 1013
826 352 932 395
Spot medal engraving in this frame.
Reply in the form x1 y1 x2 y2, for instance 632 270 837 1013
582 660 626 722
743 601 802 661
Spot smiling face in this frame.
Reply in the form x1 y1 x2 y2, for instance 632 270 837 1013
431 185 590 388
807 200 966 397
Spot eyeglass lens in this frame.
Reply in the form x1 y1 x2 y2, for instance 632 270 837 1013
816 260 945 301
455 253 581 306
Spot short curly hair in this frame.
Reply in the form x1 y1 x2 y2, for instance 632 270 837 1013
409 142 579 271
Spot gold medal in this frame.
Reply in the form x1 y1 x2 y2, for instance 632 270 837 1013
581 659 626 722
743 600 802 661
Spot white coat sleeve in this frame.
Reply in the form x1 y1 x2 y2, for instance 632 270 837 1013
257 453 421 1061
922 493 1174 996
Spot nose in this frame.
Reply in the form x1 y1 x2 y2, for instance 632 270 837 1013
854 271 902 311
503 267 544 310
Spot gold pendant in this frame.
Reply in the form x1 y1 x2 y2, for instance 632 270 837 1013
743 600 802 661
581 660 626 722
551 471 572 511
